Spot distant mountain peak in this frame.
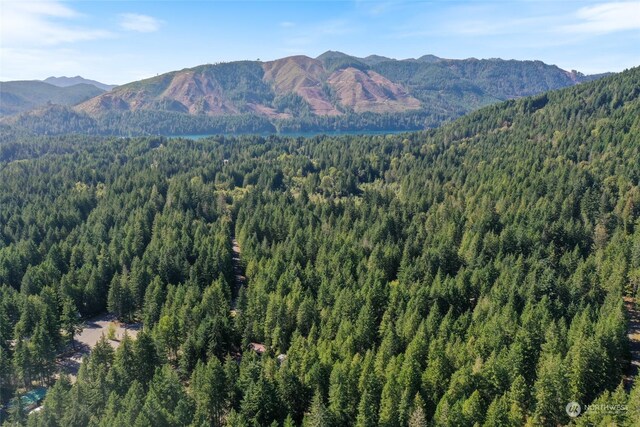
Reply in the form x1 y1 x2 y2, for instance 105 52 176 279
43 76 116 91
416 54 442 63
316 50 351 59
360 54 394 65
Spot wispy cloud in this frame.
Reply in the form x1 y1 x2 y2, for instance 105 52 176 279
281 18 357 50
354 0 406 16
560 1 640 34
0 0 112 46
319 19 354 36
119 13 163 33
444 15 561 37
280 21 296 28
388 1 640 42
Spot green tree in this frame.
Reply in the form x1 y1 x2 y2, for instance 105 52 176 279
108 270 134 321
8 394 27 426
304 391 331 427
138 365 194 427
133 330 159 388
191 358 227 427
60 298 83 349
533 353 568 426
408 394 428 427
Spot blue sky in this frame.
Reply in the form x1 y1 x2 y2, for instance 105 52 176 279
1 0 639 84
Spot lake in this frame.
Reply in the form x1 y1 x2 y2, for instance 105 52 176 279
169 129 415 140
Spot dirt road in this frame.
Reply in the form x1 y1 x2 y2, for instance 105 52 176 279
231 237 246 310
624 296 640 390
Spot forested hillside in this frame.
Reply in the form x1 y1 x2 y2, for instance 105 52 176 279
0 81 104 116
0 67 639 426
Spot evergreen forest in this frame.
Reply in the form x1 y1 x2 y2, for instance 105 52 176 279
0 67 639 426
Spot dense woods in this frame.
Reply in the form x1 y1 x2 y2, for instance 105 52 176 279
2 105 437 137
0 67 639 426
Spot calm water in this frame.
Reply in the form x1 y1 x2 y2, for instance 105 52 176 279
170 129 414 140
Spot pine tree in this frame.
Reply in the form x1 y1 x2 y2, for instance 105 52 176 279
0 346 11 403
8 394 26 425
507 375 528 426
398 323 428 424
329 360 356 426
378 356 401 427
133 330 159 388
31 322 56 384
462 390 484 425
277 364 309 424
240 373 279 426
483 395 510 427
109 332 137 396
284 414 296 427
142 276 164 326
60 297 83 349
304 391 331 427
39 375 72 427
13 338 31 387
355 354 380 427
224 355 241 410
108 270 134 321
533 353 568 426
408 394 428 427
155 314 180 360
191 358 227 427
139 365 194 426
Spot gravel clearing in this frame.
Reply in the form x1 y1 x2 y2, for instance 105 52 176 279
57 313 141 380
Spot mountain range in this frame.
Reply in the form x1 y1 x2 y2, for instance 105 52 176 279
75 51 600 117
0 51 608 135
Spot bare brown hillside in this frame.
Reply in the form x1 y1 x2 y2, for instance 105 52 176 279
262 56 340 116
327 67 421 113
77 69 240 116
